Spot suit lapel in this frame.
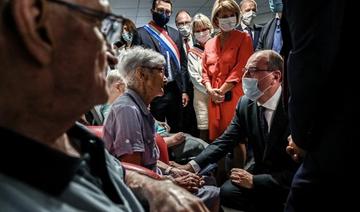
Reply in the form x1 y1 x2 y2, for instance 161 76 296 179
263 99 288 159
267 18 277 49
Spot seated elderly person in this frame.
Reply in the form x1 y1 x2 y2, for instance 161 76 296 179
0 0 209 211
103 46 219 211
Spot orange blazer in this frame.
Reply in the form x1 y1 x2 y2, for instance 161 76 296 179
202 30 253 141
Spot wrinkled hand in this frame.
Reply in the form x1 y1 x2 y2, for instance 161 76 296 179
173 173 205 192
170 167 196 178
208 88 224 104
286 135 305 163
230 168 254 189
126 171 209 212
175 163 196 173
164 132 185 147
169 161 183 168
182 93 189 107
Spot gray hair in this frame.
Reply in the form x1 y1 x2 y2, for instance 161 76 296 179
239 0 257 13
117 46 165 87
106 69 124 89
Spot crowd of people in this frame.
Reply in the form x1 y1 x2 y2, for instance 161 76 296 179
0 0 352 211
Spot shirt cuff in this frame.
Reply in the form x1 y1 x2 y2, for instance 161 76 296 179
189 160 201 174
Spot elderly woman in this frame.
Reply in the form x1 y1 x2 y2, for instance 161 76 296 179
103 46 219 211
203 0 253 141
187 13 213 143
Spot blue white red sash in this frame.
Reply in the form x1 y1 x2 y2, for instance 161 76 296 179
144 22 181 70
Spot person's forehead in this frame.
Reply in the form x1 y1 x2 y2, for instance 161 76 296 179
242 1 255 10
156 1 172 10
177 12 191 21
247 55 267 67
218 8 235 16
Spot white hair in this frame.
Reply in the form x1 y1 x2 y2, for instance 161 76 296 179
106 69 124 89
117 46 165 88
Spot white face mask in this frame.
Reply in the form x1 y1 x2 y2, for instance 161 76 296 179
178 24 191 37
242 72 273 101
218 16 237 32
242 11 256 26
194 30 211 44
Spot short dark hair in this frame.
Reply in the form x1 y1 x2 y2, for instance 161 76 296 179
152 0 172 10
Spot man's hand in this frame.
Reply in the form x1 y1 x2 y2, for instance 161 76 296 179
230 168 254 189
126 170 209 212
286 135 305 163
173 174 205 192
176 163 196 173
182 93 189 107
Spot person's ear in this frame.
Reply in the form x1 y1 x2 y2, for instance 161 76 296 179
272 70 282 82
12 0 52 65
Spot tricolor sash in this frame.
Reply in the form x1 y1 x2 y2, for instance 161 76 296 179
144 22 181 71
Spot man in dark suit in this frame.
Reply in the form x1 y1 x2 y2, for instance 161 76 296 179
133 0 190 133
238 0 263 50
255 0 283 53
284 0 356 210
179 50 299 211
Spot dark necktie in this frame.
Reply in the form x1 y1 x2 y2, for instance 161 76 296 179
246 27 253 40
184 38 190 53
258 106 269 144
272 18 283 53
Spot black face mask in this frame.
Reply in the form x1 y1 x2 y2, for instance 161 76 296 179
152 11 170 27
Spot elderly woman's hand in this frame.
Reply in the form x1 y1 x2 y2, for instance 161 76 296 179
208 88 224 104
126 171 209 212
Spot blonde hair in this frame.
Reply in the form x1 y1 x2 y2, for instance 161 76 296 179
191 13 213 34
211 0 240 28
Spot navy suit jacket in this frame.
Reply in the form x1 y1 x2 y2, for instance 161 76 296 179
133 24 189 93
194 94 298 191
238 24 263 51
256 17 277 51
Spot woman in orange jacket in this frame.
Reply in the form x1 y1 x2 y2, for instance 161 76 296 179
202 0 253 141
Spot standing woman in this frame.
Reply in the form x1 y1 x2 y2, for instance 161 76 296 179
187 13 213 143
203 0 253 141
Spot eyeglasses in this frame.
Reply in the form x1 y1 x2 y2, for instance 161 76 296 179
243 67 273 73
243 67 273 77
47 0 124 45
141 66 165 74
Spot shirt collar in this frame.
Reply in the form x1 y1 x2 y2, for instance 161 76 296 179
0 124 103 196
259 86 282 111
126 89 151 115
241 22 252 31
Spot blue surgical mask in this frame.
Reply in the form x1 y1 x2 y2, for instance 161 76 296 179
152 11 170 27
242 73 273 101
122 31 133 43
269 0 283 13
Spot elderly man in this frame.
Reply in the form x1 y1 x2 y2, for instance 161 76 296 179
133 0 190 134
179 50 299 211
0 0 208 211
238 0 262 50
104 46 219 212
175 10 193 53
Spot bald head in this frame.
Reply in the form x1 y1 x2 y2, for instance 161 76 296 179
0 0 112 143
247 50 284 74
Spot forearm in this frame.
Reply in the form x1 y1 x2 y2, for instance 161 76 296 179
219 82 235 94
125 170 170 199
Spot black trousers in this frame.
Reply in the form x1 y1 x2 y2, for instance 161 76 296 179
150 81 182 133
220 180 287 212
